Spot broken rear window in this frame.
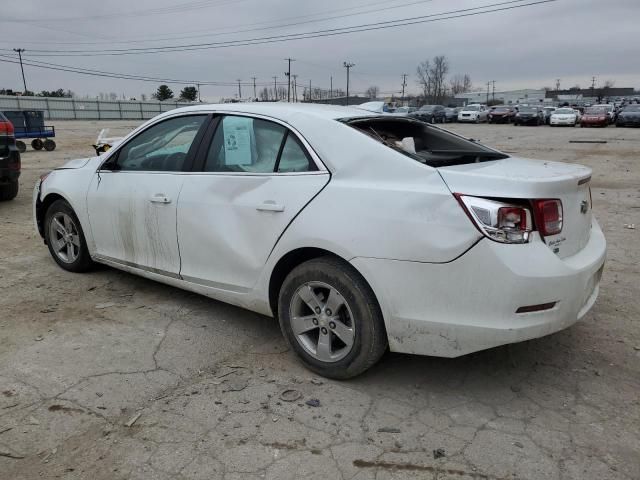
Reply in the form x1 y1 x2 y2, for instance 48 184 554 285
342 117 508 167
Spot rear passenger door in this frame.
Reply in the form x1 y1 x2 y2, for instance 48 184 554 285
177 114 330 292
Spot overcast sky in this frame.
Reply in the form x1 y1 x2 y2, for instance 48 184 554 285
0 0 638 100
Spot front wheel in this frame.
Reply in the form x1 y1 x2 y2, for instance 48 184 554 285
44 199 94 272
278 257 387 379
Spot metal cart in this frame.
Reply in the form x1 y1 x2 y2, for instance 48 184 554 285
1 110 56 152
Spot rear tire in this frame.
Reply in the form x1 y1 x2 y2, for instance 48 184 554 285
43 139 56 151
278 257 387 379
16 140 26 153
0 180 19 201
44 199 94 273
31 138 44 150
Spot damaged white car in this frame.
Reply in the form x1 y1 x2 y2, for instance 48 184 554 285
34 104 606 378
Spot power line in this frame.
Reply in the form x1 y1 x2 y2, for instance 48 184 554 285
7 1 559 57
0 54 272 86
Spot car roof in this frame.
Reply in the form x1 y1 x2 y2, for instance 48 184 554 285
157 102 378 123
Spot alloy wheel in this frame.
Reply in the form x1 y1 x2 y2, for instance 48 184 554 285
48 212 81 263
289 282 355 363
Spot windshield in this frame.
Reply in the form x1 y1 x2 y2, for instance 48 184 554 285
623 105 640 112
554 108 575 114
345 116 508 168
518 107 537 113
464 105 480 111
492 107 510 112
419 105 436 111
585 107 606 114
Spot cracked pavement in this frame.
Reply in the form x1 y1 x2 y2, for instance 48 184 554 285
1 121 639 479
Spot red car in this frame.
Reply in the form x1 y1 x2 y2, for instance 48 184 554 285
581 107 609 127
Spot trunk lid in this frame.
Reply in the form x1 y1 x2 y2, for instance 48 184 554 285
438 156 593 258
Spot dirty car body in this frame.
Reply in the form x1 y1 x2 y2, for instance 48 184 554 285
34 104 606 376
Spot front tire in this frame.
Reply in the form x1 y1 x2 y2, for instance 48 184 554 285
278 257 387 379
44 199 94 272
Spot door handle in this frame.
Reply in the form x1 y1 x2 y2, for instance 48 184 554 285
256 201 285 212
150 194 171 204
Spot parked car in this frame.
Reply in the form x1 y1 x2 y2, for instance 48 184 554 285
356 101 390 114
542 106 557 125
513 106 544 126
581 107 609 127
549 108 579 127
593 104 615 123
443 107 458 123
394 106 417 115
488 105 515 124
615 104 640 127
0 112 21 201
457 104 488 123
34 104 606 378
410 105 446 123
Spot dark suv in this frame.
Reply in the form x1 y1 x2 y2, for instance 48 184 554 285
0 112 21 200
410 105 447 123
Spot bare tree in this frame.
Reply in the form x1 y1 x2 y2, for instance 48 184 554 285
430 55 449 103
450 74 473 95
365 85 380 99
416 59 432 101
417 55 450 103
603 79 615 88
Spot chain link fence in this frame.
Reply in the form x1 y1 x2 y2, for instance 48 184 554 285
0 95 188 120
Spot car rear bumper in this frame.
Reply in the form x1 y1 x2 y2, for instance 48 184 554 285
352 218 606 357
0 151 21 183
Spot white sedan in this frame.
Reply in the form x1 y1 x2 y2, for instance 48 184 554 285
34 104 606 378
457 104 488 123
550 108 580 126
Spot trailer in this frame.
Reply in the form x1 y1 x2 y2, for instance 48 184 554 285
0 110 56 152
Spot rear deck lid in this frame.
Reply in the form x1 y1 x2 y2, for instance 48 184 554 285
439 157 593 258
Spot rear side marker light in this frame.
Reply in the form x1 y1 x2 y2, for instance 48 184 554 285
516 302 557 314
533 199 563 236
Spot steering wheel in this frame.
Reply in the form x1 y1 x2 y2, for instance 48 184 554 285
163 152 187 171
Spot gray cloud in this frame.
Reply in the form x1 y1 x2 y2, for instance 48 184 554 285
1 0 638 99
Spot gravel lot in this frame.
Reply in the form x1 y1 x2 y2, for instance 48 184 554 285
1 119 639 480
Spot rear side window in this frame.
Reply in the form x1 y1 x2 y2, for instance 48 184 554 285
204 115 317 173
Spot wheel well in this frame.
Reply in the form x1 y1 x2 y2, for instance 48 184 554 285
267 247 383 324
36 193 65 239
270 248 359 316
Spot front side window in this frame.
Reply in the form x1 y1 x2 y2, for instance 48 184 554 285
204 115 316 173
113 115 206 171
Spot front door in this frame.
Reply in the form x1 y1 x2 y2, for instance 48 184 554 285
177 114 329 291
86 114 208 276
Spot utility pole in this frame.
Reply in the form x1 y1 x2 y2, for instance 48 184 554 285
330 76 333 99
491 80 496 102
486 81 491 104
196 83 201 102
343 62 355 106
401 73 408 105
237 79 242 100
555 78 561 91
292 75 298 102
251 77 257 99
13 48 27 94
309 80 312 102
590 76 596 99
285 58 294 102
272 76 277 101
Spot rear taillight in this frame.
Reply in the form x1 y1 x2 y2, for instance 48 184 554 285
455 195 532 244
533 199 563 236
0 120 14 136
